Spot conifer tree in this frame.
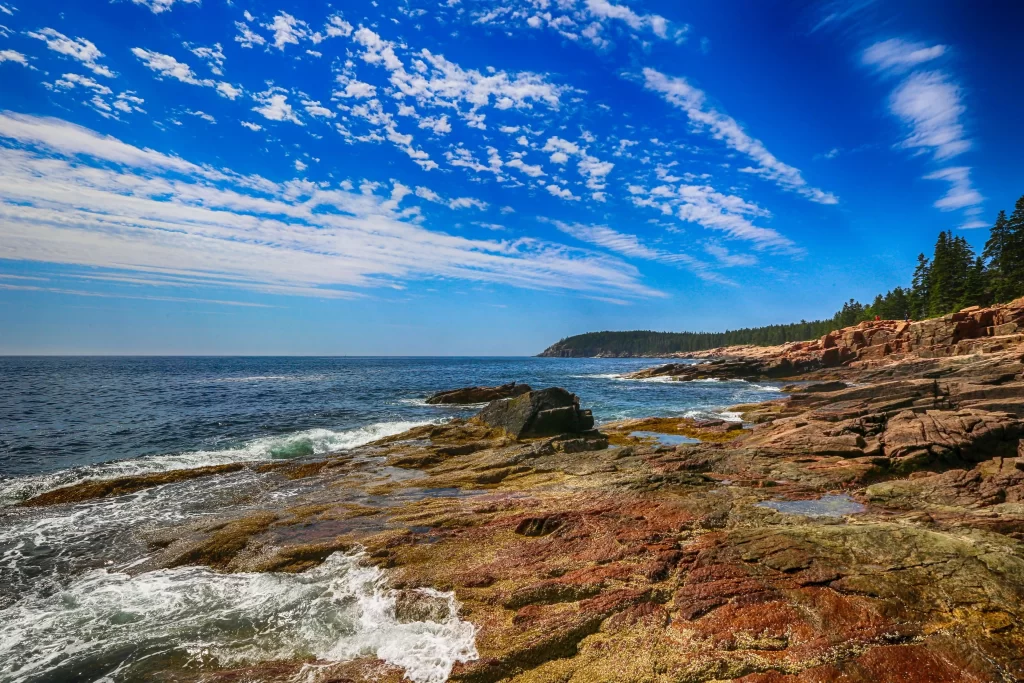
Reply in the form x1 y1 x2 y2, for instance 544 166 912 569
911 253 930 318
984 210 1010 301
1004 195 1024 300
960 257 988 309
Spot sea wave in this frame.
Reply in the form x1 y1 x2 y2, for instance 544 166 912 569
200 373 332 384
0 550 478 683
396 398 485 409
0 421 429 507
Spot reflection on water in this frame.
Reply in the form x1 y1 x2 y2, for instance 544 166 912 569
756 494 866 517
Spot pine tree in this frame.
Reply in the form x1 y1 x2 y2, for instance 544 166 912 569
911 253 931 319
984 210 1010 301
960 257 987 309
1004 195 1024 301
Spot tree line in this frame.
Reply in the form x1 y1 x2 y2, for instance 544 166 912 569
542 194 1024 357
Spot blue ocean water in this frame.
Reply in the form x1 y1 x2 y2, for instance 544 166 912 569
0 356 783 481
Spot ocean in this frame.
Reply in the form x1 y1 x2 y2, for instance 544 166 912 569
0 357 783 682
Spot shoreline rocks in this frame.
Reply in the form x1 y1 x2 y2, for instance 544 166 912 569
23 313 1024 682
476 387 595 438
425 382 531 405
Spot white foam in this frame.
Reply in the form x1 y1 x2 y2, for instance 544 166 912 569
0 421 429 507
682 409 747 423
0 551 477 683
398 398 484 409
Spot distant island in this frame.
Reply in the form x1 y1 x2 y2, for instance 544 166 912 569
541 195 1024 357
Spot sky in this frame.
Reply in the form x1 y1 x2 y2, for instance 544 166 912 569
0 0 1021 355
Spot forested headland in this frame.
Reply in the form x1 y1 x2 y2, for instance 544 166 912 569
539 194 1024 357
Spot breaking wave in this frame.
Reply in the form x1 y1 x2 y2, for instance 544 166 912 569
0 551 477 683
0 421 429 507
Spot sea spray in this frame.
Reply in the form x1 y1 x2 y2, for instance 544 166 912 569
0 551 477 683
0 421 431 507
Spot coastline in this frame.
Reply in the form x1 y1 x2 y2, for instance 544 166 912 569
6 303 1024 680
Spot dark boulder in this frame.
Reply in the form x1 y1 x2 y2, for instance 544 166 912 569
476 387 595 438
426 382 532 405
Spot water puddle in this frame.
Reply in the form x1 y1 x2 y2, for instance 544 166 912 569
756 493 866 518
629 431 700 446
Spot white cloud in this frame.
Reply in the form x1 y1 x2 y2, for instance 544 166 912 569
543 136 580 157
27 28 113 77
478 0 687 49
546 184 578 201
352 27 565 130
0 49 27 66
584 0 671 39
578 154 613 190
131 47 241 100
628 182 798 254
418 115 451 135
294 159 307 172
336 80 377 99
539 136 612 189
326 14 353 38
448 197 488 210
49 74 145 118
551 220 730 284
643 68 837 205
187 42 225 75
252 88 303 125
505 156 545 177
185 109 215 123
132 47 204 84
234 21 266 48
240 121 263 131
53 73 111 95
862 38 946 75
301 99 335 119
129 0 199 13
704 242 757 267
216 82 242 100
888 70 969 161
415 186 441 202
265 12 309 51
0 112 664 302
924 166 982 211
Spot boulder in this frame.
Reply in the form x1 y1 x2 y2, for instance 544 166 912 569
476 387 595 438
426 382 531 405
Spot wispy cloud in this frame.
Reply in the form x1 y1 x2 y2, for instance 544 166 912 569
132 47 242 99
0 112 665 302
642 68 837 205
887 70 969 161
550 220 734 285
862 37 979 228
862 38 946 75
27 27 113 77
925 166 983 212
626 182 800 255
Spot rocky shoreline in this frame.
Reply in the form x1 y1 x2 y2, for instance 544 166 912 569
19 303 1024 681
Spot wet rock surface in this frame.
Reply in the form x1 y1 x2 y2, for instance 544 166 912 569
32 341 1024 681
427 382 533 405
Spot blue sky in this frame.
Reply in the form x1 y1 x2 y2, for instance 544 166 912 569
0 0 1021 354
